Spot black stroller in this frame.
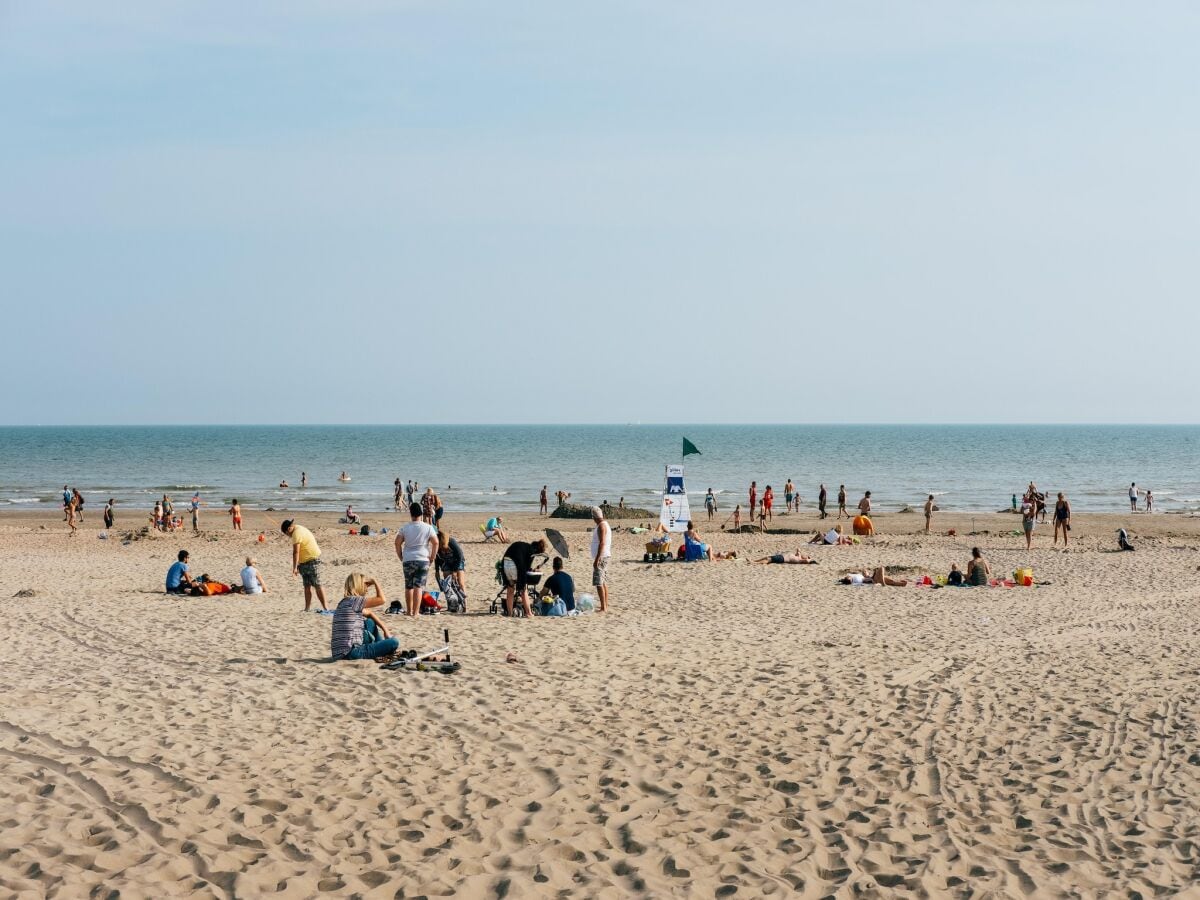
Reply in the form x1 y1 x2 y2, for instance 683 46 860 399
490 555 547 617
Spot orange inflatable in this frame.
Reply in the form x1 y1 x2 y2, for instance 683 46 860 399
852 515 874 536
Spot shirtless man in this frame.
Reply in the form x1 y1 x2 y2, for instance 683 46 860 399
923 494 934 533
752 548 818 565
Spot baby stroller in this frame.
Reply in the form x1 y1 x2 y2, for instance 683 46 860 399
490 556 547 617
438 573 467 614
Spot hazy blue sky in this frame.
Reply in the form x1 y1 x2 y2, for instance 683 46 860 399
1 2 1197 424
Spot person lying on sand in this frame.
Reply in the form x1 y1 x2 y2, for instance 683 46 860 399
752 549 816 565
809 525 853 546
840 566 908 586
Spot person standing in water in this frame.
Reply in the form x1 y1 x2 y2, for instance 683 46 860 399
301 471 307 488
1128 482 1139 511
1145 489 1154 512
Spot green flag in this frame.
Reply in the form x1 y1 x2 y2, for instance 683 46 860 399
682 437 701 458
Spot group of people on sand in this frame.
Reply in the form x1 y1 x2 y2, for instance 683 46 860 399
165 549 268 595
1019 483 1074 549
836 547 994 587
62 486 101 535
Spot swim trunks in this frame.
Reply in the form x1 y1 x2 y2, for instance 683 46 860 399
298 558 322 587
592 556 609 587
403 561 429 590
769 554 785 564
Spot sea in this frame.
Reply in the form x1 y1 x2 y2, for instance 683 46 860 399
1 425 1197 516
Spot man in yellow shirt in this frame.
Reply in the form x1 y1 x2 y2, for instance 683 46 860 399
282 519 326 611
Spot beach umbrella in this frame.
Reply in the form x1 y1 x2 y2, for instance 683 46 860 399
545 528 569 558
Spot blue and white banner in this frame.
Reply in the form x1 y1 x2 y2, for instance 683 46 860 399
659 464 691 532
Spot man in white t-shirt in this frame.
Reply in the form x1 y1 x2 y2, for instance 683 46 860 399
1128 483 1138 512
395 502 439 616
590 506 612 612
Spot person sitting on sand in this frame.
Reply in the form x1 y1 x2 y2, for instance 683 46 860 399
947 563 964 586
345 504 360 525
166 550 197 594
331 573 399 661
840 566 907 586
852 514 874 536
542 556 576 612
810 524 853 546
240 556 267 594
684 520 713 560
752 549 817 565
966 547 991 586
484 516 509 543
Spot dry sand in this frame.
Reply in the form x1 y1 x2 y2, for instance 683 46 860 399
1 505 1199 898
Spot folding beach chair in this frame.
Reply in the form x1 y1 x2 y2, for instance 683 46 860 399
480 523 500 543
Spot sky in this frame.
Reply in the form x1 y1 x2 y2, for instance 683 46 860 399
1 1 1198 425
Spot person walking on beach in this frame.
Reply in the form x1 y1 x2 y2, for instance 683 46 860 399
858 491 872 517
190 492 201 534
394 479 403 509
103 498 115 530
748 481 757 522
705 488 716 521
539 486 548 515
837 485 847 518
282 519 327 611
762 485 774 523
818 484 828 519
924 494 935 533
591 506 612 613
396 502 439 617
62 486 72 521
229 499 243 531
420 487 436 524
66 494 78 536
1021 495 1036 550
1053 492 1072 547
1129 482 1139 511
72 489 85 523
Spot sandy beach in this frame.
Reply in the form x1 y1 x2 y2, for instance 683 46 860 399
1 505 1198 897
